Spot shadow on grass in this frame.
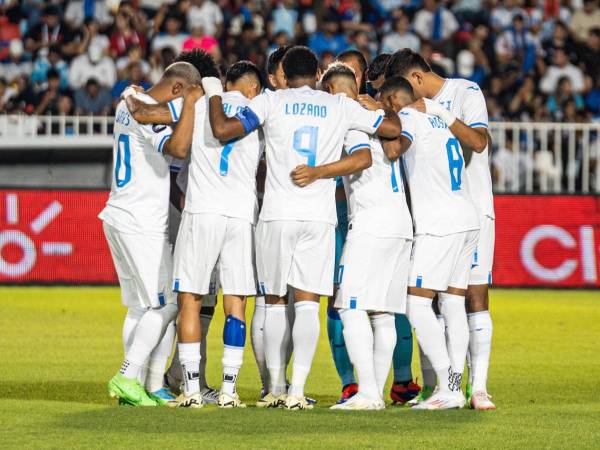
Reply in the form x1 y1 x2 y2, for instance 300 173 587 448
0 381 111 405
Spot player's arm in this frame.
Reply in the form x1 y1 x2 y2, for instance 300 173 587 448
380 136 411 161
201 77 249 141
126 96 174 125
355 94 402 139
162 86 203 158
291 148 372 188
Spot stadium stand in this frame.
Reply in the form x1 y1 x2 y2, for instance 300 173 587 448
0 0 599 192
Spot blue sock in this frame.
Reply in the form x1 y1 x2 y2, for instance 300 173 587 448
392 314 413 383
222 315 246 395
327 307 356 388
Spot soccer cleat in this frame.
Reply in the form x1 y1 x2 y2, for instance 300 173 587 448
218 392 247 408
336 383 359 404
148 387 178 406
108 373 158 406
305 396 318 406
285 395 314 411
175 392 203 408
390 380 422 405
470 391 496 410
330 393 385 411
201 386 220 405
407 384 434 406
411 390 465 410
256 392 286 408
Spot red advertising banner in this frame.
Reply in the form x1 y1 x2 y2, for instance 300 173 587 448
493 195 600 287
0 190 116 283
1 190 599 287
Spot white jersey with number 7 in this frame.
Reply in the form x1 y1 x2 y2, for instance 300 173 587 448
400 107 479 236
241 86 385 225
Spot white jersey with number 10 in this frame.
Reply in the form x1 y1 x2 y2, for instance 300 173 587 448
400 108 479 236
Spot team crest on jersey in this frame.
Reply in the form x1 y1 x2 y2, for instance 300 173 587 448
152 124 167 133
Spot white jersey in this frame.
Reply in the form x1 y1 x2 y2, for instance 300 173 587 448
342 130 413 239
171 91 264 223
243 86 385 225
432 78 494 218
99 93 173 235
401 107 479 236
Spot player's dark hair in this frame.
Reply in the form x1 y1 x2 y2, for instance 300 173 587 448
174 49 220 79
379 75 415 101
281 46 318 81
385 49 431 79
336 49 367 94
47 68 60 80
367 53 391 82
267 45 291 75
226 60 263 88
321 62 356 88
163 62 202 84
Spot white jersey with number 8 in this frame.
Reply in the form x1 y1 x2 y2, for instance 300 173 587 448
400 108 479 236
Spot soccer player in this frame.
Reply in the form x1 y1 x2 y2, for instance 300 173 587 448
100 62 202 406
266 45 290 90
381 75 480 410
202 45 402 410
386 49 496 410
366 53 390 94
295 63 414 410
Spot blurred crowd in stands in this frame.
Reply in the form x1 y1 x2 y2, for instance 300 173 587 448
0 0 599 123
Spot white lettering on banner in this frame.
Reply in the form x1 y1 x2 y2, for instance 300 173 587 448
520 225 598 283
0 230 37 276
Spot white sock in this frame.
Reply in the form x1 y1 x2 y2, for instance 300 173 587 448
407 295 452 392
438 293 469 377
122 304 177 380
264 303 290 396
418 314 447 388
289 301 320 398
285 289 296 367
339 309 378 400
222 345 244 395
145 321 176 392
122 306 145 355
371 313 397 397
179 342 201 396
251 296 269 392
199 311 213 388
468 311 493 392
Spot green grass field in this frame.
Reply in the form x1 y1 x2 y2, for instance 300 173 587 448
1 288 599 449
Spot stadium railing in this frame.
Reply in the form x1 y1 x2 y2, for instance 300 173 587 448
0 114 598 193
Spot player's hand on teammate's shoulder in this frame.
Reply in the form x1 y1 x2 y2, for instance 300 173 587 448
183 84 205 102
406 98 425 113
357 94 384 111
291 165 320 187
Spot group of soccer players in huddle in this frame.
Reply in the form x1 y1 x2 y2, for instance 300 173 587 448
99 43 496 411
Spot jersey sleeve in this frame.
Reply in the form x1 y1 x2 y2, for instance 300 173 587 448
343 129 371 155
341 96 385 134
460 83 488 129
236 92 268 133
399 108 417 145
167 97 184 123
139 123 173 154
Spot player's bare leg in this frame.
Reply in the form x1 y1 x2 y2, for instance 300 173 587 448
175 292 203 408
219 294 248 408
466 284 495 410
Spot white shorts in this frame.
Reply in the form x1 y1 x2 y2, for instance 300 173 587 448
255 220 335 297
469 215 495 285
173 212 256 296
334 230 411 314
167 203 182 249
409 230 479 292
103 222 176 309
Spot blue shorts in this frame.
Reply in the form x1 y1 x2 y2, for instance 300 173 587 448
334 200 349 284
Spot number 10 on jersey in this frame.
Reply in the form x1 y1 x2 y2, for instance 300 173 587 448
293 126 318 167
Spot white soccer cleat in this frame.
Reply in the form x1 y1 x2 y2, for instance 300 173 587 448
411 390 465 410
174 392 203 409
256 392 286 408
284 395 314 411
201 386 220 405
330 393 385 411
470 391 496 410
218 392 247 408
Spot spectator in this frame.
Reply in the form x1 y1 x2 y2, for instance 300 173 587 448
183 26 221 61
339 0 373 34
187 0 224 38
578 27 600 82
570 0 600 42
490 0 528 33
0 40 32 84
308 14 348 58
34 69 64 115
78 18 111 55
381 13 421 53
0 77 18 113
547 76 585 121
495 14 538 70
74 78 111 115
232 22 261 62
152 13 189 54
69 43 117 90
540 47 585 94
507 75 544 120
110 10 147 59
31 45 69 91
148 47 176 85
116 45 151 79
492 134 534 191
24 5 79 58
542 21 576 63
64 0 113 30
269 0 300 40
0 14 20 61
112 62 151 105
229 0 266 37
413 0 459 45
